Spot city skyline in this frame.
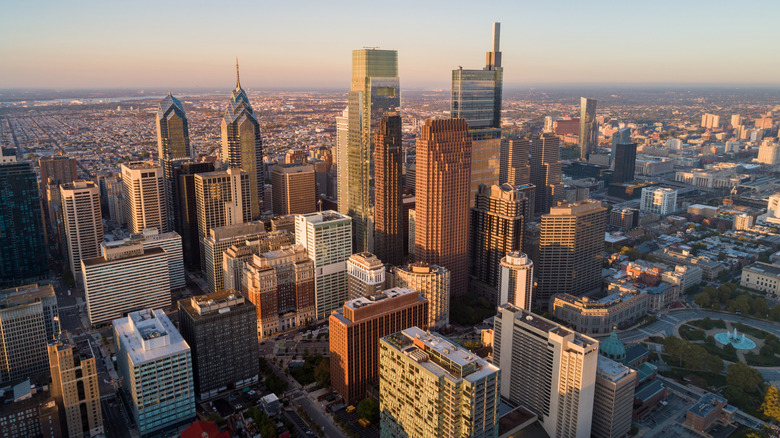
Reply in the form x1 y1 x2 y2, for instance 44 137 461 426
2 1 780 90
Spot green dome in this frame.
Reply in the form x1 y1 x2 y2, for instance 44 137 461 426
599 330 626 362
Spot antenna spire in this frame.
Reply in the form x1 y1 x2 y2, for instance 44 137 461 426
236 57 241 89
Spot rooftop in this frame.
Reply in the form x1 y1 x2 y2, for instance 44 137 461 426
0 283 55 310
343 287 417 311
179 290 248 317
596 355 633 382
82 246 165 267
114 309 189 365
634 379 665 402
297 210 350 225
688 393 728 419
744 262 780 276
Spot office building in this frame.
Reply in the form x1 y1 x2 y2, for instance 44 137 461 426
608 208 639 231
121 161 168 234
536 200 607 305
500 138 530 186
494 305 598 438
757 143 780 165
640 187 677 216
47 333 104 438
156 93 191 232
701 113 720 129
221 60 264 218
592 356 636 438
175 161 215 270
177 291 259 399
0 284 59 384
379 327 500 438
329 288 428 404
415 118 471 297
39 155 78 239
374 113 404 265
579 97 598 160
452 23 504 205
194 167 251 264
498 251 533 310
117 228 184 290
469 184 527 302
347 252 385 300
529 133 564 217
0 379 60 438
295 211 352 318
203 221 266 293
82 241 170 326
390 262 450 330
0 149 49 286
221 230 295 291
60 180 103 280
241 244 316 337
114 309 195 436
336 107 349 214
100 175 125 226
271 163 316 215
612 143 637 184
345 48 400 253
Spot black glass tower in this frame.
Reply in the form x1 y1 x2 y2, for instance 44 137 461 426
157 92 191 232
612 143 637 184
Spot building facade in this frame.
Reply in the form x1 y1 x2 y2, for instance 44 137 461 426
156 93 191 232
579 97 598 160
175 161 215 270
551 289 649 335
593 356 636 438
346 252 385 300
498 251 534 310
203 221 267 293
741 262 780 297
390 263 450 330
640 187 677 216
373 113 404 265
121 162 169 234
329 288 428 404
177 291 259 399
271 163 316 215
529 133 564 217
612 143 637 184
60 181 103 280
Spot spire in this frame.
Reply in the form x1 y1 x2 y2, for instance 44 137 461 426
168 90 172 96
236 57 241 89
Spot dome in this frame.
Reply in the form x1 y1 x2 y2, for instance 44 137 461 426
599 330 626 362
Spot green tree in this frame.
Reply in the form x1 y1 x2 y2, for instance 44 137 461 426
695 293 711 308
726 362 763 394
314 357 330 387
761 385 780 423
357 397 380 423
729 294 753 314
752 297 769 318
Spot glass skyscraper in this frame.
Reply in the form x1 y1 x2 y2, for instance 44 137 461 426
156 92 191 232
346 49 400 253
0 148 49 286
579 97 598 160
221 60 264 219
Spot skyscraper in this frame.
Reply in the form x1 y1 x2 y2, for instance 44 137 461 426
271 163 316 215
612 143 637 184
194 167 251 264
121 161 169 234
0 149 49 286
640 187 677 216
156 92 191 232
499 251 534 310
176 161 215 270
452 22 504 205
379 327 500 438
536 200 607 306
529 133 564 217
336 107 349 214
390 262 450 330
610 127 631 166
500 138 530 186
38 154 78 238
329 288 428 405
203 221 267 293
469 183 527 302
346 252 385 300
60 180 103 280
177 291 259 399
47 333 104 438
295 211 352 318
579 97 598 160
346 48 400 253
494 305 598 438
415 118 471 297
593 356 636 438
221 60 264 218
373 113 404 265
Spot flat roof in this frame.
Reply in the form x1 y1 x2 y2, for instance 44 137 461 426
744 262 780 276
343 287 416 311
597 356 633 382
114 309 189 366
82 246 165 267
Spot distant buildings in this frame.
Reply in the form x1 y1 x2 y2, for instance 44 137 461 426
121 161 168 234
700 113 720 129
579 97 598 160
82 241 170 326
60 180 103 280
498 251 534 310
114 309 195 436
494 305 598 438
295 211 352 318
414 118 471 297
271 163 316 215
221 61 264 218
640 187 677 216
0 149 49 286
612 143 637 184
390 262 450 330
757 143 780 165
329 288 428 404
347 252 385 300
379 327 500 438
47 333 104 438
177 291 259 399
0 284 59 384
500 137 531 186
38 154 78 240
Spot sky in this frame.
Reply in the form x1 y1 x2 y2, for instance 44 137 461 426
2 0 779 90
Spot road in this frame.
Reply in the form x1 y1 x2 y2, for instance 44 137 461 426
102 396 133 438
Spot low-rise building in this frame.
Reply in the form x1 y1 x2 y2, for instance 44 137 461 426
551 289 649 335
0 379 60 438
684 393 736 434
741 262 780 297
651 246 725 281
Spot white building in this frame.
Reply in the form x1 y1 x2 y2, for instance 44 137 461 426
741 263 780 297
391 262 451 330
665 138 682 150
640 187 677 216
757 143 780 165
766 192 780 225
295 211 352 318
114 228 184 290
60 181 103 281
121 162 168 234
494 305 598 438
83 242 170 326
733 214 755 231
114 309 194 436
498 251 533 310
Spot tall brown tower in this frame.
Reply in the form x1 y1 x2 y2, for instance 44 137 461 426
536 200 607 307
529 133 564 217
414 118 471 297
271 163 316 215
374 113 404 265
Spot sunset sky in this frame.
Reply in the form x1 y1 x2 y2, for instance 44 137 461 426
2 0 779 90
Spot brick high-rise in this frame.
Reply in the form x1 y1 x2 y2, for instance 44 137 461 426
373 113 404 266
271 163 316 215
414 118 471 297
329 287 427 404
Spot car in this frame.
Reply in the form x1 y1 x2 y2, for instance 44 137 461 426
235 404 243 410
249 390 256 395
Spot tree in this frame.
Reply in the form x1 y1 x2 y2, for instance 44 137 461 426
752 297 769 318
695 293 711 309
358 398 380 423
314 358 330 388
726 362 763 394
729 294 753 314
762 385 780 423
